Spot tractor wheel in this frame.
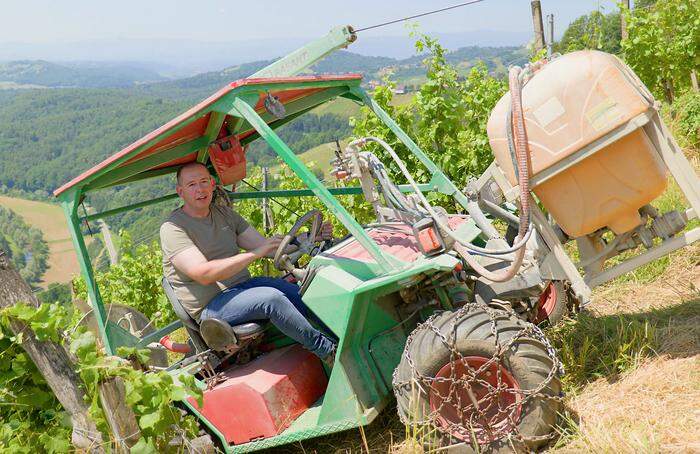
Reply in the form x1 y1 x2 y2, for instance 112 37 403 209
393 304 562 453
533 281 568 326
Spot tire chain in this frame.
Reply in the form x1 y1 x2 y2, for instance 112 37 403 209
393 302 564 449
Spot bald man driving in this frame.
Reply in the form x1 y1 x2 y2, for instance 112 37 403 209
160 162 336 362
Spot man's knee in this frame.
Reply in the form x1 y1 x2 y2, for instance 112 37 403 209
255 287 295 316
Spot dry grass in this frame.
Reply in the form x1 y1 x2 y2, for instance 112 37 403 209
592 242 700 318
548 238 700 453
553 356 699 453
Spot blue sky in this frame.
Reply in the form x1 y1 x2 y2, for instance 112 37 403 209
3 0 620 43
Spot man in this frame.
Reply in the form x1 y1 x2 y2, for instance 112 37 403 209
160 161 336 362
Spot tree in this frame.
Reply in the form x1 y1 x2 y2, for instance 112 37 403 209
555 9 622 54
351 33 506 188
622 0 700 103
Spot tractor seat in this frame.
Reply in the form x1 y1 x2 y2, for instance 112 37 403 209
161 278 265 352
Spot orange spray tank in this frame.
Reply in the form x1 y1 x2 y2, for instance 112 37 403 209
487 50 667 238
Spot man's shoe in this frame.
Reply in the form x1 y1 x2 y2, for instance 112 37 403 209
200 318 238 352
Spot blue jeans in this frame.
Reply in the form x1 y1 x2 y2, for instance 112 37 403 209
200 277 335 359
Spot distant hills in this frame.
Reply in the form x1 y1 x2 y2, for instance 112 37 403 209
152 47 525 101
0 46 526 94
0 30 531 75
0 60 166 89
0 44 525 238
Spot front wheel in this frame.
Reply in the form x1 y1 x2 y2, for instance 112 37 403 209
393 304 562 453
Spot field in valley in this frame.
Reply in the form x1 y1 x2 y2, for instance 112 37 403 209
0 195 82 288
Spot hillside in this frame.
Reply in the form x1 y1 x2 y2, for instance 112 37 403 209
0 60 166 88
0 45 524 238
144 47 525 98
0 89 189 194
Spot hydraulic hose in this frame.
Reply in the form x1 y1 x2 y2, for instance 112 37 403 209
347 135 533 257
456 66 532 281
349 65 534 281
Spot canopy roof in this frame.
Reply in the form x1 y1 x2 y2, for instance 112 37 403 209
54 74 363 197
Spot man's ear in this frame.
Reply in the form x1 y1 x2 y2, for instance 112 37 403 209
176 185 183 198
210 177 215 187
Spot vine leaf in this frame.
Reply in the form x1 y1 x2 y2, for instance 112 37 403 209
130 437 157 454
138 410 160 430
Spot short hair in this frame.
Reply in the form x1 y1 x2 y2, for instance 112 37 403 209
176 162 210 185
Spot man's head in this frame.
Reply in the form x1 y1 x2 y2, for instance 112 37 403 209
176 162 215 215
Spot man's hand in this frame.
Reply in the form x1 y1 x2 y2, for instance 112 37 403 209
253 234 284 258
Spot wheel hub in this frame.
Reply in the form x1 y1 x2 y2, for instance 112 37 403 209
428 356 522 444
535 281 557 324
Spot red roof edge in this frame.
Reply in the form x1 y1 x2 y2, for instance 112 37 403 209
54 74 363 197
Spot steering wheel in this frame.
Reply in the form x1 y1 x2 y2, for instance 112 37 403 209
273 209 323 276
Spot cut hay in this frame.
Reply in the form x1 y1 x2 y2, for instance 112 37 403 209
553 356 700 453
551 231 700 452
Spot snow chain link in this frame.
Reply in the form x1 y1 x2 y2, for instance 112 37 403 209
392 303 564 449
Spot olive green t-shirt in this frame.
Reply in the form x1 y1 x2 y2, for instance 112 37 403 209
160 204 251 320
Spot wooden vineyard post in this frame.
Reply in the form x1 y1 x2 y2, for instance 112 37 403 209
98 377 141 452
621 0 630 41
531 1 545 52
0 249 105 452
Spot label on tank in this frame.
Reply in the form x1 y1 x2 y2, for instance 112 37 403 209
586 98 623 132
533 96 566 129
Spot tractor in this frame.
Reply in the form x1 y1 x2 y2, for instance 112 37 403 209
55 26 700 453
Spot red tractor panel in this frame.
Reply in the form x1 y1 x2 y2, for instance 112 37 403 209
188 344 327 445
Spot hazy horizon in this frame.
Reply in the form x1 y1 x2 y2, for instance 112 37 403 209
1 1 620 76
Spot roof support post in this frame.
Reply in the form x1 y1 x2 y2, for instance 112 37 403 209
250 26 356 78
349 86 499 240
231 97 400 273
59 188 114 355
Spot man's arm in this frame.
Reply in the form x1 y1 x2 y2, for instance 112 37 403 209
171 237 281 286
237 225 273 253
237 223 334 255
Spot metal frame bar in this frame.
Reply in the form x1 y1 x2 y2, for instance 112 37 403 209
586 227 700 287
350 86 502 239
644 113 700 214
197 111 227 163
231 96 401 273
75 109 216 192
250 26 355 79
58 188 114 354
86 137 209 191
80 184 435 223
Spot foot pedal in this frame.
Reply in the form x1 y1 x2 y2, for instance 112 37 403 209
200 318 238 352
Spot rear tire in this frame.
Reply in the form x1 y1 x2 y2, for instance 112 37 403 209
393 304 561 453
